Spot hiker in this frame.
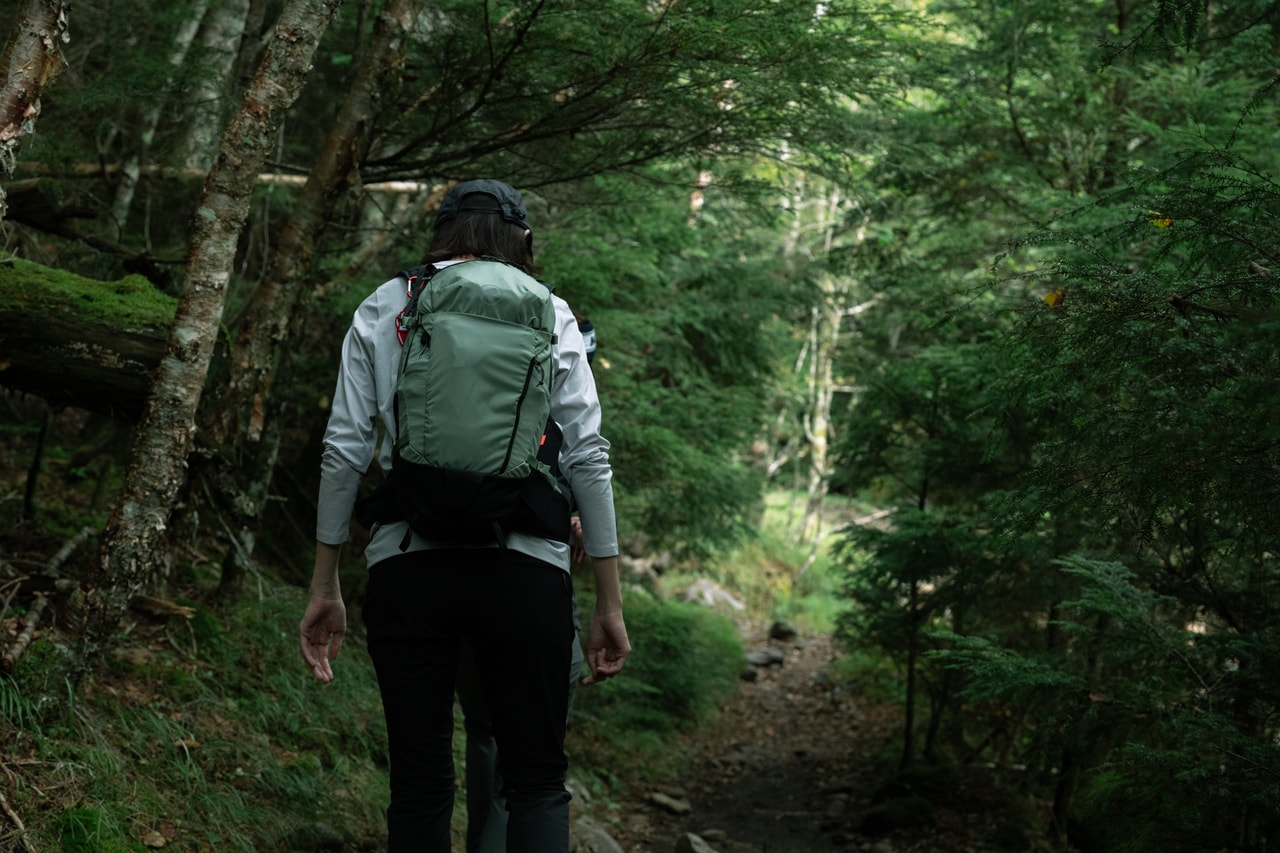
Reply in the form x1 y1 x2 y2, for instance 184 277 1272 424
299 179 631 853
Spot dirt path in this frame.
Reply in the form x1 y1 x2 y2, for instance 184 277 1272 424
596 626 910 853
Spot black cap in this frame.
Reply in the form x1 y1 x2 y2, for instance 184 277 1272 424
435 179 531 231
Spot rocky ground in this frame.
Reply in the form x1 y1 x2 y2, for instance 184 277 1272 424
574 623 1044 853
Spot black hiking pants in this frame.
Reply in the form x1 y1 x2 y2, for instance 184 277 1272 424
363 548 575 853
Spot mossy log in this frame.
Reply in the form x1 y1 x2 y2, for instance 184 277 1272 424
0 256 175 420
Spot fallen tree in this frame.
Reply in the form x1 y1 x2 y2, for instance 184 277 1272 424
0 256 173 420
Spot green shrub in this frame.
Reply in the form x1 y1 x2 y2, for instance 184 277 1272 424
570 586 744 761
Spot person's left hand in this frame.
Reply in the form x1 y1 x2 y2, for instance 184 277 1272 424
570 516 586 564
299 593 346 683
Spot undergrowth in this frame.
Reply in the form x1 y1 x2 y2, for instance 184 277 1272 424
1 556 755 852
658 489 856 634
4 584 392 852
567 586 745 798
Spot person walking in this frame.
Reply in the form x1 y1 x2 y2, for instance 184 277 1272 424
299 179 631 853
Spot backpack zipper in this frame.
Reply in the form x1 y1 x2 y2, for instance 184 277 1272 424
499 357 538 474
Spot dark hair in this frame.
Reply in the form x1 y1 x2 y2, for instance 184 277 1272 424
422 198 540 275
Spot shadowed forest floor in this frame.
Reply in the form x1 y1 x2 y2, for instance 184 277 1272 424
589 626 1053 853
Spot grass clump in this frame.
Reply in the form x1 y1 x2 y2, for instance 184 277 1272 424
568 585 745 786
54 806 135 853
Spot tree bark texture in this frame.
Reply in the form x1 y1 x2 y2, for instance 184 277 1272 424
77 0 345 679
199 0 415 596
797 188 844 545
180 0 251 172
0 0 70 223
207 0 413 448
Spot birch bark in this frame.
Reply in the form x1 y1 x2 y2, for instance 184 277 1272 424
0 0 70 223
180 0 252 171
110 0 211 231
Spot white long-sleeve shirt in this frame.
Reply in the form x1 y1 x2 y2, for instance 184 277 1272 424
315 262 618 571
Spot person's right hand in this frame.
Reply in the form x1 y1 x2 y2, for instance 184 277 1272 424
581 606 630 685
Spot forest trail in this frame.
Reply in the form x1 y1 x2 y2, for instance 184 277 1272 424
578 622 890 845
580 625 932 853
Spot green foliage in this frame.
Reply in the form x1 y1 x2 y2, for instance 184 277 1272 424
344 0 910 187
569 587 743 788
572 587 744 740
835 338 1025 507
826 645 905 706
938 556 1280 851
5 584 392 851
653 487 854 634
55 806 137 853
7 635 78 733
835 501 1058 765
6 0 921 567
8 0 1280 846
929 633 1081 706
825 2 1280 845
2 561 758 850
998 151 1280 546
538 172 797 554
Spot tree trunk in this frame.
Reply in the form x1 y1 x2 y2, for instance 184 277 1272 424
0 298 167 419
110 0 211 232
901 577 920 769
797 188 847 545
76 0 345 680
180 0 251 172
198 0 415 599
0 258 174 419
799 294 838 543
0 0 71 223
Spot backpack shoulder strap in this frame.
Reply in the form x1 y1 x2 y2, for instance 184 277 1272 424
401 263 438 301
394 264 439 346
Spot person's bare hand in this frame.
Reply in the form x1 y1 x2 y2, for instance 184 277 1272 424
570 517 586 564
581 607 629 685
299 594 346 683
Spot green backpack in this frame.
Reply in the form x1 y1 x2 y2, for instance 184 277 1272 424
356 259 571 548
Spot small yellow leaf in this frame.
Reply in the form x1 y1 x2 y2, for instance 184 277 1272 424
1043 288 1066 307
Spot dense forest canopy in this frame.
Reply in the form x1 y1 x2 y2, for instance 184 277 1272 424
0 0 1278 849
